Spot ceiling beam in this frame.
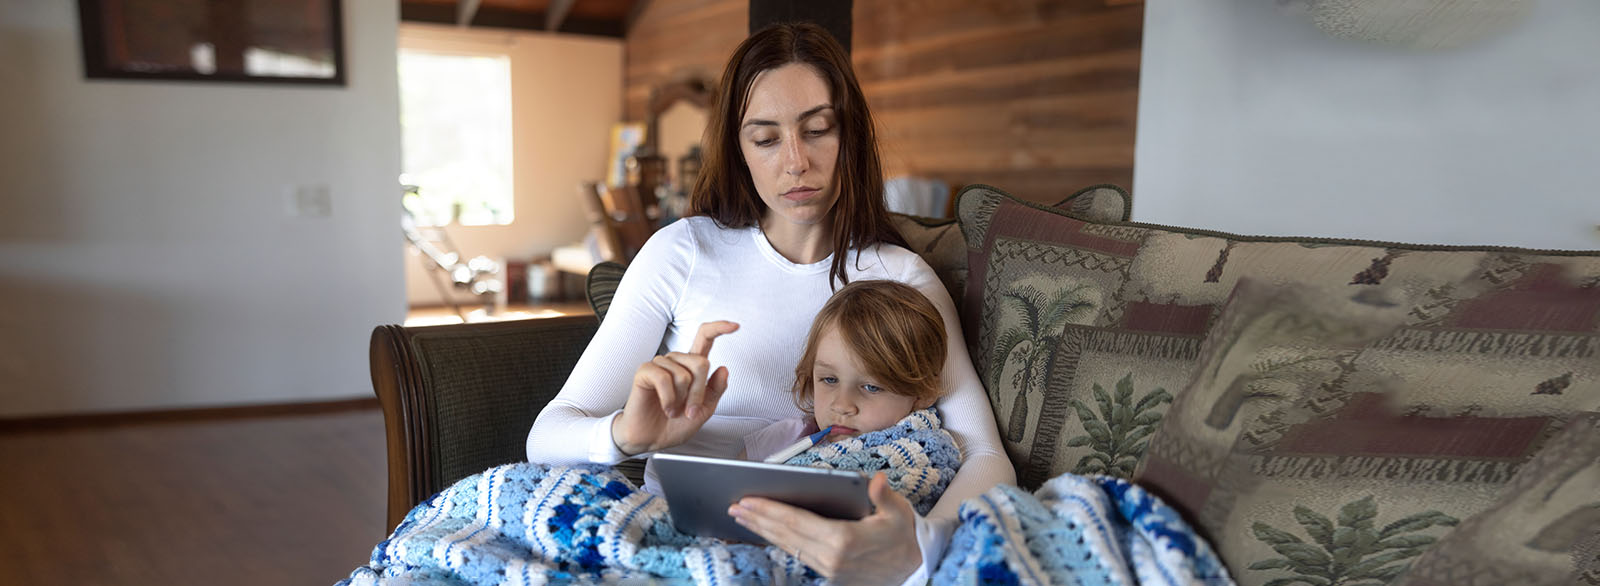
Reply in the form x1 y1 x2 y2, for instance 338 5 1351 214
625 0 652 35
749 0 851 53
547 0 577 31
457 0 482 26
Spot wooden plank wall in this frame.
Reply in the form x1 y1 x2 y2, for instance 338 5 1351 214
624 0 748 121
624 0 1143 206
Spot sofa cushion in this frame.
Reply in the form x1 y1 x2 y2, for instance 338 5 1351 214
1135 279 1411 513
1134 276 1600 586
955 183 1600 493
1391 414 1600 586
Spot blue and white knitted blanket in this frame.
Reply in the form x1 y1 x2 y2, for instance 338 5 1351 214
337 408 1233 585
933 474 1233 586
338 409 959 585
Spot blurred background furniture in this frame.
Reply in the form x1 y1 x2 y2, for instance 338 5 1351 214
644 76 712 224
550 75 712 276
550 182 657 275
400 184 505 320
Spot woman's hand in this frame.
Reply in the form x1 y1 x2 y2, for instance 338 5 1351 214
729 472 923 585
611 321 739 456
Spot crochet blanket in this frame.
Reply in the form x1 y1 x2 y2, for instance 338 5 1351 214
934 474 1234 586
338 409 959 585
337 410 1234 585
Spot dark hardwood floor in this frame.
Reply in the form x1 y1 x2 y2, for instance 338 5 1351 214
0 407 387 585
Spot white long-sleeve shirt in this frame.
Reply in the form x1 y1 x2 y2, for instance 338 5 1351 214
526 216 1015 579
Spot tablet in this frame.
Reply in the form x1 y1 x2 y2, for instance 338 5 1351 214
652 453 872 544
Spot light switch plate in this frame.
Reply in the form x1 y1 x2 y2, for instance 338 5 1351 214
285 184 332 218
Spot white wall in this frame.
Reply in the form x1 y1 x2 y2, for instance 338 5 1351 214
397 25 622 306
1135 0 1600 250
0 0 405 416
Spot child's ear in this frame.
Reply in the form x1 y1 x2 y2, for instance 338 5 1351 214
913 395 937 410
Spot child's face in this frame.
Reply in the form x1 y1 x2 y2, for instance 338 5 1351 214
809 325 935 438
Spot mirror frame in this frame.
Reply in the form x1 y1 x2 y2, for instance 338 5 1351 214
644 77 713 156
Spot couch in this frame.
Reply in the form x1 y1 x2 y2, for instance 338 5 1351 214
371 184 1600 585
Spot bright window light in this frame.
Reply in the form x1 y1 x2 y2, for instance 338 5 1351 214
398 49 514 226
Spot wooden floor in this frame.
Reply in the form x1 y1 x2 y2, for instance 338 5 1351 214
0 305 591 584
0 408 388 585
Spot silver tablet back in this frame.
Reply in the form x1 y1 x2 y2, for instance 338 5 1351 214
652 453 872 544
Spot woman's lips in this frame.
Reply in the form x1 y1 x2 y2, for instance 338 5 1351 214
781 187 819 201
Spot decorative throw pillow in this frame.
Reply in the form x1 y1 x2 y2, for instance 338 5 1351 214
1136 274 1600 586
1391 414 1600 586
957 187 1155 485
1136 278 1412 523
1001 316 1204 489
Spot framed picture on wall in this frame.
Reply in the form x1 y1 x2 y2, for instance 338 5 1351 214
606 122 648 188
76 0 346 86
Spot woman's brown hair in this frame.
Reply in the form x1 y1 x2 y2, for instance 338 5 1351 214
790 280 946 413
690 22 905 287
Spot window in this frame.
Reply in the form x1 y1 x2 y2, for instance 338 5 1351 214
397 49 514 226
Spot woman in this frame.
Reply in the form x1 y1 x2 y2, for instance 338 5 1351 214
525 23 1014 584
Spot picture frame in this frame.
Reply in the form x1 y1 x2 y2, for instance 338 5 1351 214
606 122 648 188
76 0 346 86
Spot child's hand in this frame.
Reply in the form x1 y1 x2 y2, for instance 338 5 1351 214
611 321 739 456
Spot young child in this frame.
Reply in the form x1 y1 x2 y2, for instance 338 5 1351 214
743 279 948 455
739 279 961 516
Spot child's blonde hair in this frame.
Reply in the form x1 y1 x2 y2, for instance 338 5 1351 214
791 280 947 412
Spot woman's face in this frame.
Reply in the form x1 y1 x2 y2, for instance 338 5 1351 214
738 63 841 229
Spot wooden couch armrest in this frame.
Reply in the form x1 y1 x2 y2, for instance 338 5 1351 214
370 315 599 532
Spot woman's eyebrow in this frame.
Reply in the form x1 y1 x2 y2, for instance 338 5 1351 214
796 104 834 121
741 104 835 129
